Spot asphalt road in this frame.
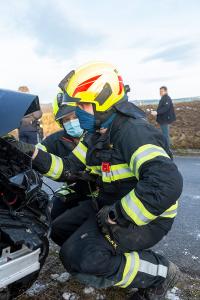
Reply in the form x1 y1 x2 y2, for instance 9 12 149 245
154 156 200 276
44 156 200 276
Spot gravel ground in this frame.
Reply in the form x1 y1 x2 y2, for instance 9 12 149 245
16 242 200 300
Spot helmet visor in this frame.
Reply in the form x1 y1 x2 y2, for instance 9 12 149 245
55 104 76 121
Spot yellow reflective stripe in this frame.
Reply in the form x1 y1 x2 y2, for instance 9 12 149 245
121 190 157 226
111 163 130 171
44 154 63 179
165 201 178 212
36 143 47 152
102 164 134 183
86 166 101 176
130 144 170 179
115 252 140 288
72 142 87 165
102 172 112 183
160 201 178 218
122 191 178 225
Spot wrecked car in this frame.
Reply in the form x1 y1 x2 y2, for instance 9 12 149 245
0 89 50 299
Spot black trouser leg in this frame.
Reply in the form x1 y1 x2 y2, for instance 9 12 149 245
51 200 93 246
51 193 88 221
108 219 171 252
51 195 70 221
60 214 121 277
59 213 169 289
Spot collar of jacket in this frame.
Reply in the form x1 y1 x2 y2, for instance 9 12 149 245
114 100 146 119
61 133 77 145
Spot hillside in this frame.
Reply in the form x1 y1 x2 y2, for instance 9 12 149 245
144 101 200 149
41 101 200 149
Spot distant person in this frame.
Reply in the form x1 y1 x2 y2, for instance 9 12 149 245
151 86 176 147
124 84 131 94
18 86 42 144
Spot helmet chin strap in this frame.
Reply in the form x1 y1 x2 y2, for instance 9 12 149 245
93 106 116 130
93 94 128 129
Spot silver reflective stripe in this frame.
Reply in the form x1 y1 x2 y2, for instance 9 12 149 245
118 253 135 286
133 148 167 175
161 209 177 217
139 260 168 278
112 167 132 176
73 143 87 165
124 194 150 224
102 171 111 177
76 144 87 159
36 143 47 152
51 156 62 178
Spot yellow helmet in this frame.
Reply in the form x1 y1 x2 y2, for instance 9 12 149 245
58 62 125 112
52 91 63 118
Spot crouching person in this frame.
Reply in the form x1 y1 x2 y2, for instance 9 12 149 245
9 62 183 300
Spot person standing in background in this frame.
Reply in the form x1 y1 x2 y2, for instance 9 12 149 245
18 86 42 144
151 86 176 147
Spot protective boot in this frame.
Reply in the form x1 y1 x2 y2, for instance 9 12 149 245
128 262 181 300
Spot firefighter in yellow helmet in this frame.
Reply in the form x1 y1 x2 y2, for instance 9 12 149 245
9 62 183 300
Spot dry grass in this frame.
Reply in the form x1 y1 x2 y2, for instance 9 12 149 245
41 112 60 138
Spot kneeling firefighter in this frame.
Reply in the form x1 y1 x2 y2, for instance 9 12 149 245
9 62 183 300
36 93 95 220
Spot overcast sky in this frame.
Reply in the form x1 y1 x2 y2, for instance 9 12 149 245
1 0 200 103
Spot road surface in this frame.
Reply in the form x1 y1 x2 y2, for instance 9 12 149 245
154 156 200 276
44 156 200 276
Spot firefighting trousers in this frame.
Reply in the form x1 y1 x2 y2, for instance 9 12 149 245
51 192 89 221
51 201 170 289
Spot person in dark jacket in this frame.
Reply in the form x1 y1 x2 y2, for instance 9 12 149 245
18 86 43 144
18 86 42 145
37 93 95 220
9 63 183 300
151 86 176 147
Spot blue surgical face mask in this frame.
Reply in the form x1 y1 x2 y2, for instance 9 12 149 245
63 118 84 137
75 107 96 133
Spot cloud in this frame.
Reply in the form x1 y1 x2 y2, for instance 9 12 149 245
143 42 197 64
0 0 103 58
0 0 200 102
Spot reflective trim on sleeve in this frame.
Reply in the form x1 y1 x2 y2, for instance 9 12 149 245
139 259 168 278
115 252 140 288
44 154 63 180
36 143 47 152
102 164 134 183
72 142 87 165
121 190 157 226
121 190 178 225
130 144 170 179
160 201 178 218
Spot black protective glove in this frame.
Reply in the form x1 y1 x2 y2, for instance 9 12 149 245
97 203 131 234
97 205 117 234
3 136 35 156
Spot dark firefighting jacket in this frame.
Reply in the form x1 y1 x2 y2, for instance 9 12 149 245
33 102 183 231
36 130 76 157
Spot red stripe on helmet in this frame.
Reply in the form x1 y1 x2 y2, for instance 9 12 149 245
118 75 123 95
72 75 102 97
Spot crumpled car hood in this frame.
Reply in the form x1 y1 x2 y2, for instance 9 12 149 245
0 89 40 136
